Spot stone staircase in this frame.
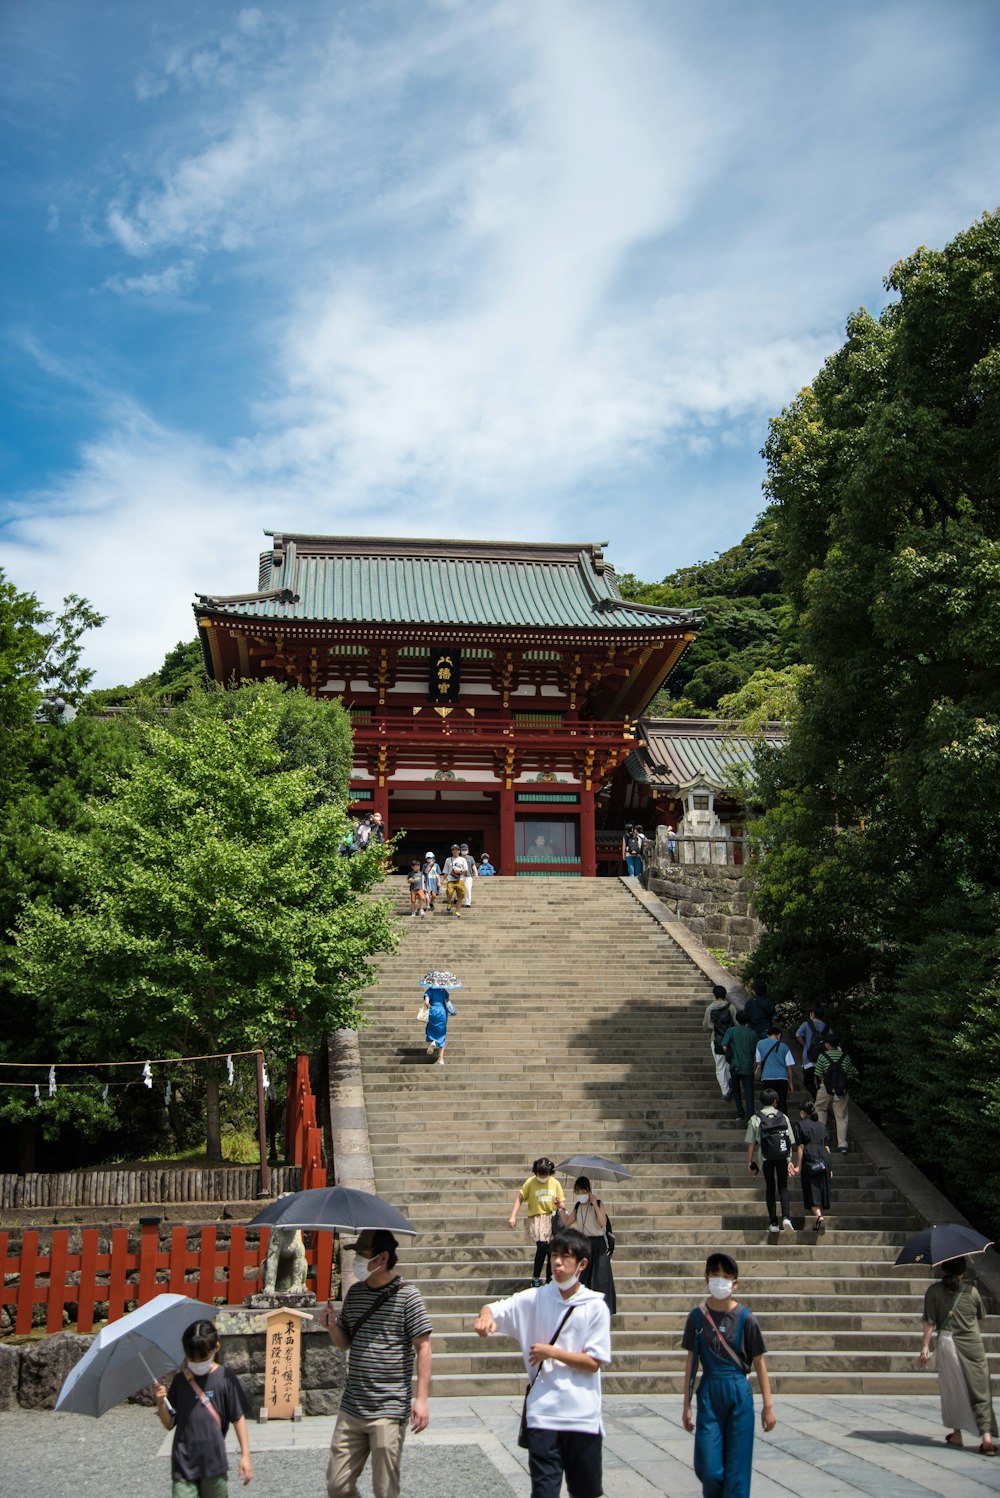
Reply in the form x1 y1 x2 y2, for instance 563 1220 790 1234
357 876 1000 1396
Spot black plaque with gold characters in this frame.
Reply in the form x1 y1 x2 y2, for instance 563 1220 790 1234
429 648 461 703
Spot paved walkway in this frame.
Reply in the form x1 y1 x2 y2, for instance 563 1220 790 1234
5 1394 1000 1497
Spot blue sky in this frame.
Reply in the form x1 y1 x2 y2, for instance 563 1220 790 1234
2 0 999 685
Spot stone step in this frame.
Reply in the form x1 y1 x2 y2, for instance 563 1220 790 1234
424 1370 1000 1397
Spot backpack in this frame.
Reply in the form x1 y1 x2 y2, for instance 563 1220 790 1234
823 1055 849 1098
758 1111 791 1163
805 1022 826 1065
626 832 642 855
711 1005 732 1056
355 821 371 849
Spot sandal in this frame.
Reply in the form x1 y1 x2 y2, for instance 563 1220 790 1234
980 1441 997 1457
813 1216 825 1234
945 1431 963 1447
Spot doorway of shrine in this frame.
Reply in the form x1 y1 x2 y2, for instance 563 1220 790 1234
388 813 501 875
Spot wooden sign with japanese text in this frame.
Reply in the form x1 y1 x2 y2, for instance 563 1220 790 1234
260 1306 312 1421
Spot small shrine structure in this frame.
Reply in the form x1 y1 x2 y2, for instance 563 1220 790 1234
195 534 697 875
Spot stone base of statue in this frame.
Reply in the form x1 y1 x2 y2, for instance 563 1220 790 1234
243 1290 317 1311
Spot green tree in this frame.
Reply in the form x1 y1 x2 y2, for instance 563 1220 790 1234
617 510 798 716
11 685 397 1160
746 210 1000 1232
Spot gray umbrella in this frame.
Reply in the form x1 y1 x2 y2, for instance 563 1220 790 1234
555 1154 635 1182
248 1185 416 1235
56 1292 216 1417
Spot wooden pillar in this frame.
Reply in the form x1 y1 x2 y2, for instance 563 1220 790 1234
500 783 516 876
580 785 597 878
373 782 389 827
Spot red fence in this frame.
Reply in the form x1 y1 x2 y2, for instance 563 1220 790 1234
0 1222 334 1336
286 1054 326 1192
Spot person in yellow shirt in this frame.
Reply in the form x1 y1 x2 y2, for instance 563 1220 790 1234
508 1157 565 1285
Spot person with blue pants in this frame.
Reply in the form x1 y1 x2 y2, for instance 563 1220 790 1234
681 1252 776 1497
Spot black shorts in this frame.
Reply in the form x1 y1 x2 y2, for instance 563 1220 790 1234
525 1427 602 1498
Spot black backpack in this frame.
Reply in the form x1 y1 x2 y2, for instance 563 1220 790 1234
711 1005 731 1056
824 1055 849 1097
805 1023 826 1064
626 832 642 855
758 1111 791 1163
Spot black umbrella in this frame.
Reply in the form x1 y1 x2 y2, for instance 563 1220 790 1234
248 1186 416 1236
555 1154 634 1182
893 1222 993 1267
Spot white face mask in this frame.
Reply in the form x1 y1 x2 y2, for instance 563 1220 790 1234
353 1254 376 1280
187 1357 214 1376
574 1195 590 1206
553 1271 580 1291
708 1277 734 1300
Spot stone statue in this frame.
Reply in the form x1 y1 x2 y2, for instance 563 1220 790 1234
262 1225 309 1294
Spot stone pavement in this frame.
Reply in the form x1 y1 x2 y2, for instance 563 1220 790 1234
5 1394 1000 1497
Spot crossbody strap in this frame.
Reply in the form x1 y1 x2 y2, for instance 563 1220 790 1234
701 1304 751 1374
344 1277 405 1343
527 1305 576 1391
183 1368 223 1429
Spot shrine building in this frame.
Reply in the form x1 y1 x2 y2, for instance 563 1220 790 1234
195 534 698 876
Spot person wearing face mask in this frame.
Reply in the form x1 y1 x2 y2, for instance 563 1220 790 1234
509 1157 566 1286
475 1228 612 1498
681 1253 776 1498
561 1176 616 1316
319 1230 432 1498
154 1318 253 1493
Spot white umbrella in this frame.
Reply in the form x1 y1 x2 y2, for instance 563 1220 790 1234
56 1292 216 1417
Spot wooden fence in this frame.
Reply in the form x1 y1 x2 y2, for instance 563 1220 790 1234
0 1166 302 1212
0 1222 334 1335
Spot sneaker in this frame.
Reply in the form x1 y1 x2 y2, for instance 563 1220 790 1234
781 1218 794 1231
437 1055 444 1065
768 1223 780 1234
531 1278 543 1287
426 1045 436 1055
838 1145 849 1154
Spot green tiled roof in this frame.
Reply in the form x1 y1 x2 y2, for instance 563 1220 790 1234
195 534 695 633
627 718 785 790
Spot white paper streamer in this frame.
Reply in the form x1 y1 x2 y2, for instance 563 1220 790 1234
262 1062 270 1091
226 1055 234 1087
34 1083 40 1103
142 1061 153 1088
164 1080 172 1106
102 1083 109 1104
48 1065 57 1097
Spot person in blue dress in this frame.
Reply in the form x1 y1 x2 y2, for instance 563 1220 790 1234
423 985 455 1066
681 1252 776 1498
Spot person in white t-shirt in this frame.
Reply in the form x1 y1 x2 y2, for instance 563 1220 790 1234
475 1227 611 1498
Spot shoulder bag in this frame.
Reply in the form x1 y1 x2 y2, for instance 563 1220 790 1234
518 1305 575 1448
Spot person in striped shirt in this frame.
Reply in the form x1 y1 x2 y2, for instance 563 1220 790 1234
320 1230 432 1498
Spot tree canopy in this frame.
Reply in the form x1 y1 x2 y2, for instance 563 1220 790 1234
745 210 1000 1232
5 680 395 1162
617 510 798 716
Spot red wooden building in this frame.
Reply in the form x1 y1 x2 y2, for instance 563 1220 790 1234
195 535 697 876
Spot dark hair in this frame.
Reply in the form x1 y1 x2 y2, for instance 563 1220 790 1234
550 1228 590 1265
760 1087 779 1107
712 984 727 1000
182 1319 220 1360
706 1252 739 1279
824 1034 839 1048
532 1157 554 1176
799 1100 818 1120
940 1257 967 1286
809 1008 826 1022
573 1176 591 1193
751 979 767 996
767 1024 781 1036
736 1012 749 1026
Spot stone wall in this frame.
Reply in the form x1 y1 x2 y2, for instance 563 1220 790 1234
0 1316 346 1414
644 847 762 961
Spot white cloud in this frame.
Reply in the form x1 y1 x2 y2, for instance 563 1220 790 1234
104 259 198 298
8 0 1000 684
